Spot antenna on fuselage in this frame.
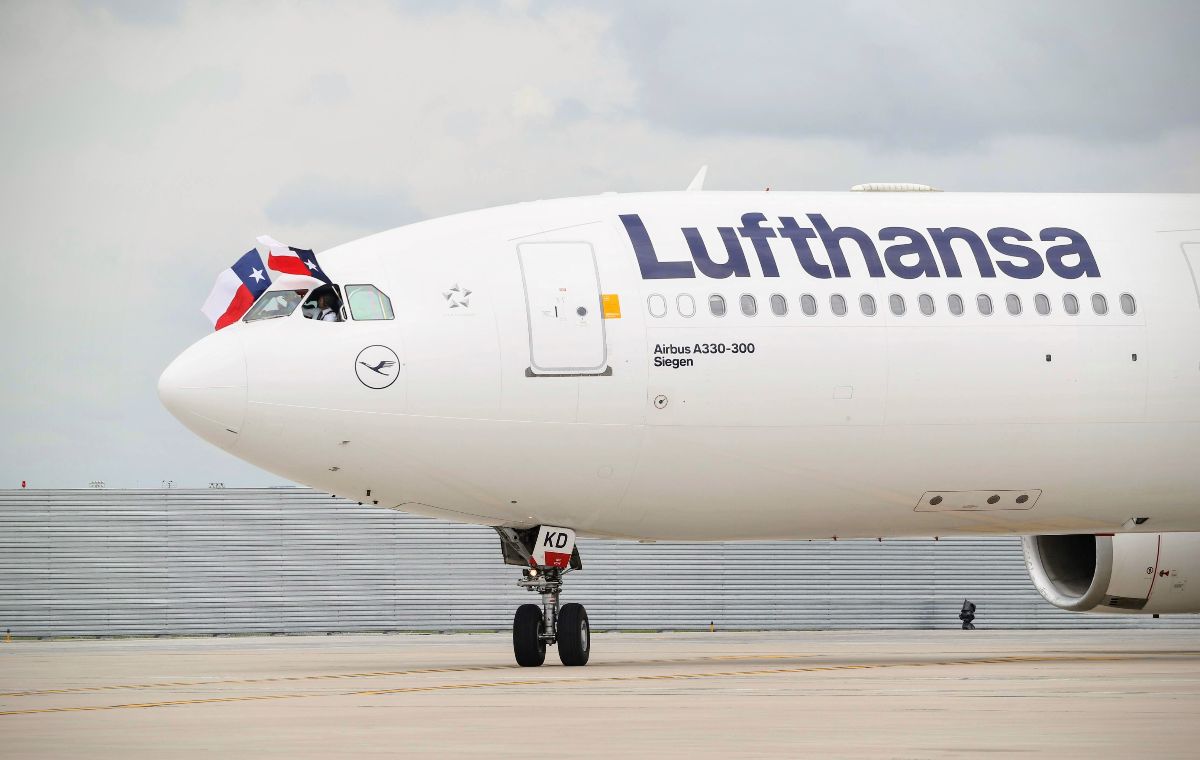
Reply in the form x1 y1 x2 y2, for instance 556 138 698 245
686 165 708 191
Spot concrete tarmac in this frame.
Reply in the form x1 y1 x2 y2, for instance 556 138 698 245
2 630 1199 758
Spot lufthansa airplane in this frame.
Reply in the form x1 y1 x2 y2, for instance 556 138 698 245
160 180 1200 666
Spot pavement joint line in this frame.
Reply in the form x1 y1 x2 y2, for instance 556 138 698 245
4 652 1197 717
0 653 825 698
0 665 505 698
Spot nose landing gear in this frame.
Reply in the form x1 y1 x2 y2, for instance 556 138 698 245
497 527 589 667
513 567 590 666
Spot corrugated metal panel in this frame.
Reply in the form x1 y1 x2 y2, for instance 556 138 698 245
1 488 1197 637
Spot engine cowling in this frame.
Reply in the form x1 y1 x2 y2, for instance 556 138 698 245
1022 533 1200 614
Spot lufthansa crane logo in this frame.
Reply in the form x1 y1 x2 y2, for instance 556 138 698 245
355 345 400 389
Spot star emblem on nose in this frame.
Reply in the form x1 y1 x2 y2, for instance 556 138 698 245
443 284 471 309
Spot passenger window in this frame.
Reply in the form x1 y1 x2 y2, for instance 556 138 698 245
770 294 788 316
245 289 306 322
1063 293 1079 315
1092 293 1108 315
709 294 726 317
830 294 847 316
740 294 757 316
918 293 934 316
860 294 876 316
647 294 667 318
889 294 906 316
1120 293 1136 315
800 294 817 316
344 284 393 320
1006 294 1022 315
1034 293 1051 315
948 294 964 316
677 293 697 318
977 294 993 316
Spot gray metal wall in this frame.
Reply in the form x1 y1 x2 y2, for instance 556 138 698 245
2 489 1198 637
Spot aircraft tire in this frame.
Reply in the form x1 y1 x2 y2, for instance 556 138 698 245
513 604 546 667
557 603 590 666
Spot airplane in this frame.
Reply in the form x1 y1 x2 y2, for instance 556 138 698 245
159 176 1200 667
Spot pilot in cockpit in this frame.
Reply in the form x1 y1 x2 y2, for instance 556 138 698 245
315 292 341 322
303 285 342 322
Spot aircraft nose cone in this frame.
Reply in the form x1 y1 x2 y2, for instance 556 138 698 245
158 330 247 450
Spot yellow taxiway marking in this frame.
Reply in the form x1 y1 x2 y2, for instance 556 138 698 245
3 652 1197 717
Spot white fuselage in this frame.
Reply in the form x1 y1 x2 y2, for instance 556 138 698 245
160 191 1200 541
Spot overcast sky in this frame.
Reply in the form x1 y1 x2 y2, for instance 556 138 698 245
2 0 1197 488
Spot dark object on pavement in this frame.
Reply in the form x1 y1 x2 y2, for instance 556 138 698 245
959 599 976 630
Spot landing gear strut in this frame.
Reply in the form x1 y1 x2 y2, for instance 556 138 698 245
497 527 589 667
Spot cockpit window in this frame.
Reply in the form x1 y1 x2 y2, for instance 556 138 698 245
302 284 344 322
345 284 394 320
244 289 306 322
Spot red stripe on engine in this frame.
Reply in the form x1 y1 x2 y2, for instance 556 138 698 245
215 285 255 330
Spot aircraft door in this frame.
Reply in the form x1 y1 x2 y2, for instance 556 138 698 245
517 242 609 376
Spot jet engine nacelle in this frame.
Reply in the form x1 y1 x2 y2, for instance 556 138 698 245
1022 533 1200 614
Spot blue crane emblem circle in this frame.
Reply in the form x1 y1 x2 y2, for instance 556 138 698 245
355 345 400 389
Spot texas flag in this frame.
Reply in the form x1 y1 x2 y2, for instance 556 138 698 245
200 248 273 330
256 235 331 284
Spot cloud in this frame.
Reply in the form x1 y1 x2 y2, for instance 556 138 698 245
605 0 1200 147
265 177 421 232
302 72 351 107
77 0 187 25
